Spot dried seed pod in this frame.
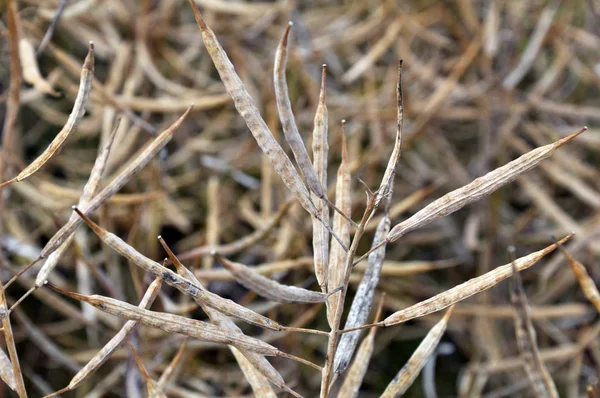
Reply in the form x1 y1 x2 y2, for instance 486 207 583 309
554 238 600 315
380 306 455 397
374 60 403 209
338 296 386 398
45 278 162 397
335 212 390 375
343 234 573 332
40 106 192 259
213 252 329 303
311 65 330 291
186 1 346 250
0 42 94 188
355 127 586 265
327 121 352 325
128 342 167 398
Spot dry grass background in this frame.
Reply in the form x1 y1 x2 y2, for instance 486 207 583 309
1 0 600 397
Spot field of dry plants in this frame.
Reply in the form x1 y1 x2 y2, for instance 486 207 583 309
2 0 600 396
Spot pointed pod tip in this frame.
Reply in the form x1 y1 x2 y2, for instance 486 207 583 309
88 41 94 49
554 127 587 148
188 0 208 31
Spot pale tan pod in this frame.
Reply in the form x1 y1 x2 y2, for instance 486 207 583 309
380 306 455 397
127 342 167 398
311 64 330 291
214 252 329 303
0 279 27 398
327 122 351 326
19 38 59 96
34 120 119 288
0 42 94 188
274 22 325 199
374 60 403 209
40 106 192 258
338 297 386 398
0 344 16 391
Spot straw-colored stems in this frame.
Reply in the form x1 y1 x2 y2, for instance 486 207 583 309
0 42 94 188
127 342 167 398
509 248 558 398
380 306 455 397
0 279 26 397
40 105 193 258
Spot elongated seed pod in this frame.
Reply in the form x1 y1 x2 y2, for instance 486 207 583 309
158 237 286 396
334 213 390 374
338 297 386 398
311 65 330 291
386 128 585 244
74 209 282 331
0 347 16 392
374 60 403 209
214 252 328 303
1 42 94 188
40 106 192 258
46 285 279 355
274 22 325 199
327 122 351 325
35 120 119 288
381 306 454 397
19 38 58 96
53 278 162 396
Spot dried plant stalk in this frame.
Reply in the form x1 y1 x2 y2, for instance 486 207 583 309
157 338 188 388
327 122 352 325
45 278 162 397
311 65 330 291
555 239 600 315
509 248 558 398
344 235 573 332
230 347 278 398
1 42 94 188
19 38 58 96
40 106 192 259
380 305 455 397
335 211 390 375
337 296 386 398
187 1 345 249
213 252 329 303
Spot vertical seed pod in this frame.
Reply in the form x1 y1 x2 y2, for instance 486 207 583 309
311 65 330 292
274 22 325 199
327 121 351 326
509 249 558 398
334 211 390 375
187 1 346 248
381 306 455 397
338 297 386 398
0 347 16 392
374 60 403 209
